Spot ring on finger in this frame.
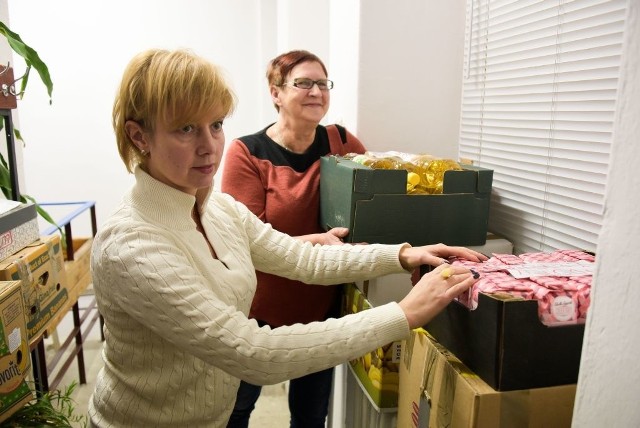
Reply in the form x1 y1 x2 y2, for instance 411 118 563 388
440 268 453 279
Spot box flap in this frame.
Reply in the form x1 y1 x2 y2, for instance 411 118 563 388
351 164 407 195
443 165 494 194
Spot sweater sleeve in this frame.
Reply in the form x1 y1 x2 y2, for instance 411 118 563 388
220 139 267 220
95 224 409 385
219 194 410 284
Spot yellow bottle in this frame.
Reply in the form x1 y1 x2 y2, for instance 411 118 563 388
422 159 462 194
346 153 462 194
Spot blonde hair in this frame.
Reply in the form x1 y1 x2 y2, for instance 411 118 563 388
113 49 237 172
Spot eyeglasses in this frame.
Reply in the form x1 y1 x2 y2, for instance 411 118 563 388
283 78 334 91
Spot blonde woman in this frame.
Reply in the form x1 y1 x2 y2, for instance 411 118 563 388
89 48 486 427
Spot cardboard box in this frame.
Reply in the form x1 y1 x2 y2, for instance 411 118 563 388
425 292 585 391
397 329 576 428
0 235 69 344
342 283 402 409
62 237 92 289
0 280 34 423
46 237 93 334
320 156 493 246
0 202 39 262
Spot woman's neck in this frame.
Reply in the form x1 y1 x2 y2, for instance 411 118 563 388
192 204 217 258
270 122 316 154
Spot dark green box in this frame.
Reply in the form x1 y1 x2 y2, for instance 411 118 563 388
425 292 585 391
319 156 493 246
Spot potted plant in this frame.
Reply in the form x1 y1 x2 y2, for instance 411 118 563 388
0 20 58 229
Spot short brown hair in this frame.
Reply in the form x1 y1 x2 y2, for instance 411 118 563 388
113 49 237 173
266 50 328 112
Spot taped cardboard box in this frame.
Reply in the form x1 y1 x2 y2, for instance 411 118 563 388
0 280 34 423
320 156 493 246
397 329 576 428
342 283 402 409
0 235 69 344
0 202 39 262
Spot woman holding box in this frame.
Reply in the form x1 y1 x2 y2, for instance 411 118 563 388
221 50 367 428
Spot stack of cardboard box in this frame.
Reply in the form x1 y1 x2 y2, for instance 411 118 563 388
0 201 40 421
424 291 585 392
0 280 33 423
322 154 581 426
398 329 576 428
404 257 586 426
0 201 74 421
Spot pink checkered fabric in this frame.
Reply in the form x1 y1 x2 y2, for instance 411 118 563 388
452 250 594 326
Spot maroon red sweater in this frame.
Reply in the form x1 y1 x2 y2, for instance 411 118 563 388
221 124 366 327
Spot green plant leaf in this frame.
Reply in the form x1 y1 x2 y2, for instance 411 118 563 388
2 381 88 427
21 193 64 234
14 127 24 143
0 153 64 237
0 155 12 200
0 21 53 103
0 121 27 146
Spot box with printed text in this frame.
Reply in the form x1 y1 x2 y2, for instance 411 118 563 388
0 202 39 262
0 280 33 423
397 329 576 428
0 234 69 344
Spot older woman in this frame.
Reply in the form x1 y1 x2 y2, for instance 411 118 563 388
89 48 485 428
222 50 372 428
221 50 367 428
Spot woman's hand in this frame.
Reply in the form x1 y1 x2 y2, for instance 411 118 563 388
398 243 487 270
398 263 477 328
320 227 349 245
297 227 350 245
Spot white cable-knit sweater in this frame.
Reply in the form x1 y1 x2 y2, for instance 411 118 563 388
88 167 410 427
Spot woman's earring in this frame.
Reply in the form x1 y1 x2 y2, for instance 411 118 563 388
140 149 147 156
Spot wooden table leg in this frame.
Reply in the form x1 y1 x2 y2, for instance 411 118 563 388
30 338 49 396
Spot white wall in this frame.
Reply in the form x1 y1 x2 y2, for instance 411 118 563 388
3 0 464 235
356 1 466 158
3 0 639 426
327 0 360 129
573 1 640 425
2 0 340 235
5 0 268 235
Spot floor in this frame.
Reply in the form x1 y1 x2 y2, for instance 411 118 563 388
39 292 291 428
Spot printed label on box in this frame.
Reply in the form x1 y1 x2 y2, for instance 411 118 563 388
552 296 576 322
507 261 593 279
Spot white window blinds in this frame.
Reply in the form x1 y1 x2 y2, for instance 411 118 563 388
459 0 626 254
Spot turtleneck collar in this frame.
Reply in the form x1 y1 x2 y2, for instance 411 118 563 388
127 166 214 230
